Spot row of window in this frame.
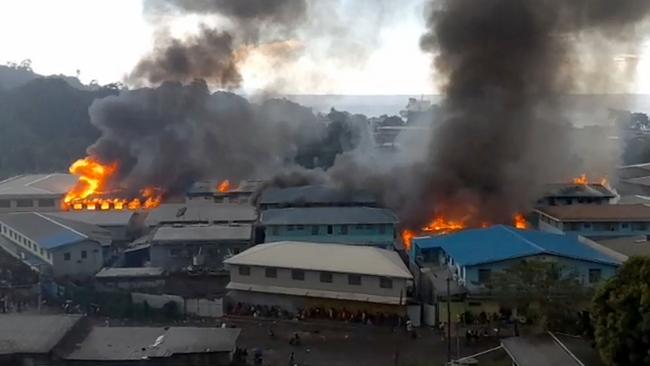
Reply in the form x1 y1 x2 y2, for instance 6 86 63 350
0 224 51 260
0 198 56 208
563 221 649 232
237 265 394 288
168 247 240 258
63 250 94 261
271 224 390 236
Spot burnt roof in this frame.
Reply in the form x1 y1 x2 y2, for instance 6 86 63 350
537 204 650 222
542 183 615 199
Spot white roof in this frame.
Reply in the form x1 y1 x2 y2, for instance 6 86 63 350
46 211 136 227
0 174 77 197
224 241 412 279
152 224 252 243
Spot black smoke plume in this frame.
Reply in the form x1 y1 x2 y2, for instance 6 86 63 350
404 0 650 226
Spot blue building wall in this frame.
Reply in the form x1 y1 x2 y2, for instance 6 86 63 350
264 223 395 249
460 255 618 293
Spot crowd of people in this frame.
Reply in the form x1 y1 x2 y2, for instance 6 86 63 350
228 302 408 327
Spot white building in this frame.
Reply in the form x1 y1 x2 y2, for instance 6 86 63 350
224 241 413 314
0 212 110 278
0 174 77 212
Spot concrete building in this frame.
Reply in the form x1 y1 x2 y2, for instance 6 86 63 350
412 226 621 295
0 213 110 278
0 174 77 212
224 241 413 314
150 224 253 273
536 204 650 239
260 207 398 248
537 182 615 206
0 314 83 366
95 267 166 291
258 185 376 210
63 326 240 366
144 203 257 229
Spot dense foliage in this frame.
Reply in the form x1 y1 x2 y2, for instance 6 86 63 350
592 257 650 366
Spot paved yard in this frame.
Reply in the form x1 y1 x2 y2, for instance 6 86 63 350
227 316 501 366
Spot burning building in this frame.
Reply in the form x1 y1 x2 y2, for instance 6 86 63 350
0 174 77 213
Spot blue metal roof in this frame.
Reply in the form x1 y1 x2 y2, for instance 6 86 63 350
413 225 620 267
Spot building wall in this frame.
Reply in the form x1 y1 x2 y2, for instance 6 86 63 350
538 214 650 239
0 195 62 213
264 224 395 248
150 241 249 272
460 254 618 293
51 240 104 278
537 196 610 206
228 264 408 303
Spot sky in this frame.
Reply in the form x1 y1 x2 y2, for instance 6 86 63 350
0 0 648 95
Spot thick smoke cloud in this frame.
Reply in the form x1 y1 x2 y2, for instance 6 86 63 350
129 0 307 88
88 81 315 196
398 0 650 226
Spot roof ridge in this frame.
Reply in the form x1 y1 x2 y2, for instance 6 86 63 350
34 212 89 239
500 225 547 254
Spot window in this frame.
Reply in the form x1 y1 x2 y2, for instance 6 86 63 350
311 225 319 235
339 225 348 234
583 223 592 229
81 250 87 259
169 248 181 257
567 222 580 231
37 199 55 207
296 225 305 231
265 267 277 278
379 224 386 234
291 269 305 281
632 222 647 230
238 266 251 276
64 252 71 261
16 199 33 208
287 225 295 231
271 226 279 235
364 224 373 230
348 274 361 285
478 269 492 284
355 224 363 230
379 277 393 289
320 272 333 283
589 268 602 283
39 248 44 256
621 223 629 229
0 200 10 208
327 225 333 234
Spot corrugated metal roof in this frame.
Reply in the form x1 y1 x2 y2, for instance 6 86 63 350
259 185 376 205
64 326 240 360
96 267 165 278
413 225 621 267
0 174 77 197
0 314 82 354
45 211 135 227
145 203 257 227
502 335 582 366
0 212 111 249
225 241 413 279
261 207 398 225
152 224 252 243
537 204 650 221
596 235 650 257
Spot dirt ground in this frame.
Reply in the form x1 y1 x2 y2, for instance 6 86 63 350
226 316 502 366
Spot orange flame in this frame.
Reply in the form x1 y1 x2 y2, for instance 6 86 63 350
63 156 163 211
572 174 609 187
422 216 468 235
514 213 528 229
402 229 415 251
217 179 231 193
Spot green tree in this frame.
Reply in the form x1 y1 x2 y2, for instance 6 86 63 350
592 257 650 366
489 260 590 330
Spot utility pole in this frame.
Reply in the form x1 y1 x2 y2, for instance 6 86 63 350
446 276 451 364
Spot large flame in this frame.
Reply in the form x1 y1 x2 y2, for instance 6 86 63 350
217 179 231 193
402 212 528 251
63 157 163 211
572 174 609 187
